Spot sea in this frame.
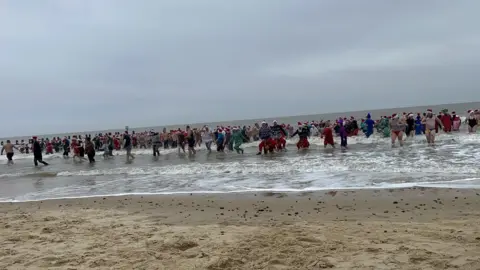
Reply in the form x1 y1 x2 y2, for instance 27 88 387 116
1 102 479 202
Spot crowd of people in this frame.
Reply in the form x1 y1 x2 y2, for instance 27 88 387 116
1 108 479 166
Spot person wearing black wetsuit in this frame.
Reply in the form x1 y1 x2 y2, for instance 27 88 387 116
152 132 161 157
32 136 49 166
123 131 135 161
406 114 415 137
186 126 196 155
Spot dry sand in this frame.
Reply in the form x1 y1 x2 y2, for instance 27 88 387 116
1 187 479 270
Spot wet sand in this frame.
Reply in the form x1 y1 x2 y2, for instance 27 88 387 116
1 188 479 269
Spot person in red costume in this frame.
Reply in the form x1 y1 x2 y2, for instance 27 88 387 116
440 109 452 133
321 121 335 148
271 120 287 151
71 136 80 157
291 122 310 150
45 140 53 155
257 122 275 155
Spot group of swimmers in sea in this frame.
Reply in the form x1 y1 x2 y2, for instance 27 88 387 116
1 108 479 166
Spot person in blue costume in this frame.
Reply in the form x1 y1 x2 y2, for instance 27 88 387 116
364 113 375 138
216 129 225 152
415 115 423 135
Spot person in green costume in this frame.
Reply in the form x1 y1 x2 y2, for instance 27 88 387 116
360 120 367 134
231 126 246 154
381 117 391 138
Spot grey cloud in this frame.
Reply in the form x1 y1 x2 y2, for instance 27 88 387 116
1 0 480 137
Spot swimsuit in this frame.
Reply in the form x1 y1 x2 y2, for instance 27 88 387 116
468 118 477 128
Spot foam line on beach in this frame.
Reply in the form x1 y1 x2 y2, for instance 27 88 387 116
2 181 478 203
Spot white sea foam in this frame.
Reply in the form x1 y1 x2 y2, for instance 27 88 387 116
0 131 479 202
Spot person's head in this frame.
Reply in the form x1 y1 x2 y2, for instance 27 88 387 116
273 120 278 126
32 136 37 141
6 140 10 143
186 125 191 130
261 121 267 126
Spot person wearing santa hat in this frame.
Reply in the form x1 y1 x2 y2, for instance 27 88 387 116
32 136 49 166
451 111 461 131
321 121 335 148
291 122 310 150
422 109 443 144
440 109 452 133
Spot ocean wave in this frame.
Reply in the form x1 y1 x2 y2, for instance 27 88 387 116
1 131 478 202
2 177 479 203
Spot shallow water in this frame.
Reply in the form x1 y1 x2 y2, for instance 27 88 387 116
1 131 479 202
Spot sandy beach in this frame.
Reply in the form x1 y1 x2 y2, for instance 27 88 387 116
1 188 479 270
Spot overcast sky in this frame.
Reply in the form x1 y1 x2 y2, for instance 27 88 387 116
1 0 479 137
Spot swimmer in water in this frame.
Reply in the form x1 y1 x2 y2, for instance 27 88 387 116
201 126 214 152
467 110 478 133
216 128 226 152
176 129 186 154
231 126 246 154
338 120 348 149
405 114 415 138
291 122 310 150
271 120 287 151
389 113 406 146
152 132 161 157
32 136 49 166
186 125 196 155
123 131 135 162
422 109 444 145
84 137 96 163
321 121 335 148
1 140 19 165
364 113 375 138
257 121 274 155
